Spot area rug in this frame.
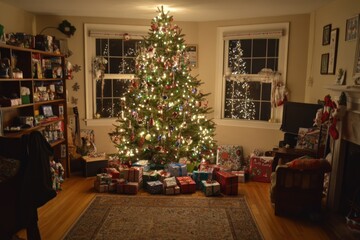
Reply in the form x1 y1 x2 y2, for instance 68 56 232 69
63 195 263 240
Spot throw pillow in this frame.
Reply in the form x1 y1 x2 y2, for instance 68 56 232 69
286 158 331 172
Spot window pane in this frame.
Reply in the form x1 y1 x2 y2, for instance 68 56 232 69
253 39 266 57
225 79 234 99
122 58 136 74
253 101 260 120
109 39 123 56
262 82 272 101
240 40 252 57
103 79 112 97
248 81 261 100
234 81 244 99
260 102 271 121
113 98 121 117
96 39 108 56
96 99 113 118
243 59 251 74
267 39 279 57
113 79 129 97
252 58 266 74
109 57 121 73
96 79 103 97
124 40 138 57
266 58 278 71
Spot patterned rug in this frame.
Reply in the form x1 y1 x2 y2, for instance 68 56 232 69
63 195 263 240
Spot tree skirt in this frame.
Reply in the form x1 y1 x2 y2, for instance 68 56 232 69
63 195 263 240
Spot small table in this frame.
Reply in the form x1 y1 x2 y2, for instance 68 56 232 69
271 147 317 172
81 155 108 177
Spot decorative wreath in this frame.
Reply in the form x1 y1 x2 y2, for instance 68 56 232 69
57 20 76 37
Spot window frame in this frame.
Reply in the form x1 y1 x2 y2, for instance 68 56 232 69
214 22 289 129
84 23 148 126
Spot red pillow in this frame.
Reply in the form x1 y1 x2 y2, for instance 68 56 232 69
286 158 331 172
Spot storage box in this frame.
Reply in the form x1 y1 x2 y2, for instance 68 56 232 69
82 156 109 177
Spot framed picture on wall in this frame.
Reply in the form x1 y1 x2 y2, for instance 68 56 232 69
353 33 360 82
328 28 339 75
186 44 198 68
322 24 331 45
346 14 359 41
321 53 329 74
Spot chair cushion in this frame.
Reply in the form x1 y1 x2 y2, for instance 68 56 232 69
286 158 331 172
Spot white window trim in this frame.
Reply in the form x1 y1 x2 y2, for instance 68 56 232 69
83 23 147 126
214 22 289 129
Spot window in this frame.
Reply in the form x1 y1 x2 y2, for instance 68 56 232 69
214 23 289 129
84 24 148 126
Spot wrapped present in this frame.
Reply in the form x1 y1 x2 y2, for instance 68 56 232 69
231 171 246 183
192 170 213 189
96 173 112 184
143 171 159 189
108 181 117 192
146 180 163 194
167 163 187 177
115 179 127 194
215 171 238 195
165 186 180 195
133 160 150 172
119 167 143 183
105 167 120 179
94 180 109 193
176 176 196 194
157 170 171 182
150 163 165 170
216 145 244 170
123 182 139 194
201 180 221 196
163 177 177 188
179 157 197 173
249 156 273 183
199 163 231 180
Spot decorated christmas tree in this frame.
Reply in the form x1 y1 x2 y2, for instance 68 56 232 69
109 7 216 165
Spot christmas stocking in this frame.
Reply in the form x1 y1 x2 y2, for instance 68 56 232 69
329 118 339 140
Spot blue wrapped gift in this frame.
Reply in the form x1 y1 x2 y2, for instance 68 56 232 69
146 180 163 194
192 171 213 189
167 163 187 177
132 160 150 172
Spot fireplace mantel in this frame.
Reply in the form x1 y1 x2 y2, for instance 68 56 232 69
325 84 360 211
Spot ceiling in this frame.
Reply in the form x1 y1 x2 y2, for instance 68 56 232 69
1 0 334 22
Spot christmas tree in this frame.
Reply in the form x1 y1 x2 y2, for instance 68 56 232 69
109 7 216 165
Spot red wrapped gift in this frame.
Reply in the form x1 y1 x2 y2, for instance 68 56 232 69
249 156 273 183
215 171 238 195
106 167 120 179
119 167 143 183
115 179 126 194
123 182 139 194
176 176 196 194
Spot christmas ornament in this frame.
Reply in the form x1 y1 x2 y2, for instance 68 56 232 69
145 133 151 141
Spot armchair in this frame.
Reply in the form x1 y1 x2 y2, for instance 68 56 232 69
270 158 331 216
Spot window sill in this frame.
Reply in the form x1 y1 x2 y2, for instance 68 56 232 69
214 118 281 130
85 118 117 127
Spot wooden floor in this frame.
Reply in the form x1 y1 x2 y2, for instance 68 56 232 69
17 173 359 240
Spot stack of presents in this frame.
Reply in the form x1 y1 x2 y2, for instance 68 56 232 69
94 145 274 196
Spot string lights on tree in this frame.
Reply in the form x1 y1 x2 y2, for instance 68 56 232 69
109 6 216 165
